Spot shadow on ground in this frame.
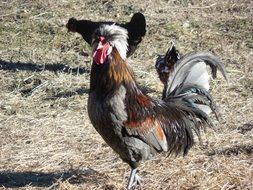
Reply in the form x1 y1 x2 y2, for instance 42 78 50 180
0 59 90 74
206 144 253 156
0 168 106 188
44 87 90 100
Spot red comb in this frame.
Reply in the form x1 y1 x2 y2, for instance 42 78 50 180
99 36 105 43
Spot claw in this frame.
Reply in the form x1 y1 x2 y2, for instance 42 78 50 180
126 168 142 190
133 173 142 186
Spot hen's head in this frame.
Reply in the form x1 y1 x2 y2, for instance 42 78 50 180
92 24 128 65
155 43 181 84
66 17 77 32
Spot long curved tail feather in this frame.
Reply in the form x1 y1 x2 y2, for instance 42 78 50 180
161 51 227 120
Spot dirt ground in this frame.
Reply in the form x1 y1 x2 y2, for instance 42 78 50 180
0 0 252 189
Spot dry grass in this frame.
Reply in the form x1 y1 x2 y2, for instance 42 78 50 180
0 0 252 189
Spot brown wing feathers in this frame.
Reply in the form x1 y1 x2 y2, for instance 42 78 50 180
123 88 205 155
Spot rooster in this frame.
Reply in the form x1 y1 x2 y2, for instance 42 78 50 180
66 12 146 57
88 24 227 189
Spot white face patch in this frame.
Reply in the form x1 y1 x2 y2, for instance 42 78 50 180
107 46 112 56
95 24 129 60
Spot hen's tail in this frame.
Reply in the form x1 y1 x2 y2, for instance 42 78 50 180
163 52 228 119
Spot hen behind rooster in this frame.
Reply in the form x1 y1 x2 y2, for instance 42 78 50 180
155 42 181 85
88 24 227 189
66 12 146 57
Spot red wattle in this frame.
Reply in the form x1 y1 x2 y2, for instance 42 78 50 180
93 43 111 65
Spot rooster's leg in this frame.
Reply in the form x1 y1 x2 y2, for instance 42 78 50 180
127 168 140 190
127 168 136 190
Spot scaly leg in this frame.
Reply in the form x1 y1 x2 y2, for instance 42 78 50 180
126 168 142 190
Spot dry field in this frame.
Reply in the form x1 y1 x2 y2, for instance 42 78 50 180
0 0 252 189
